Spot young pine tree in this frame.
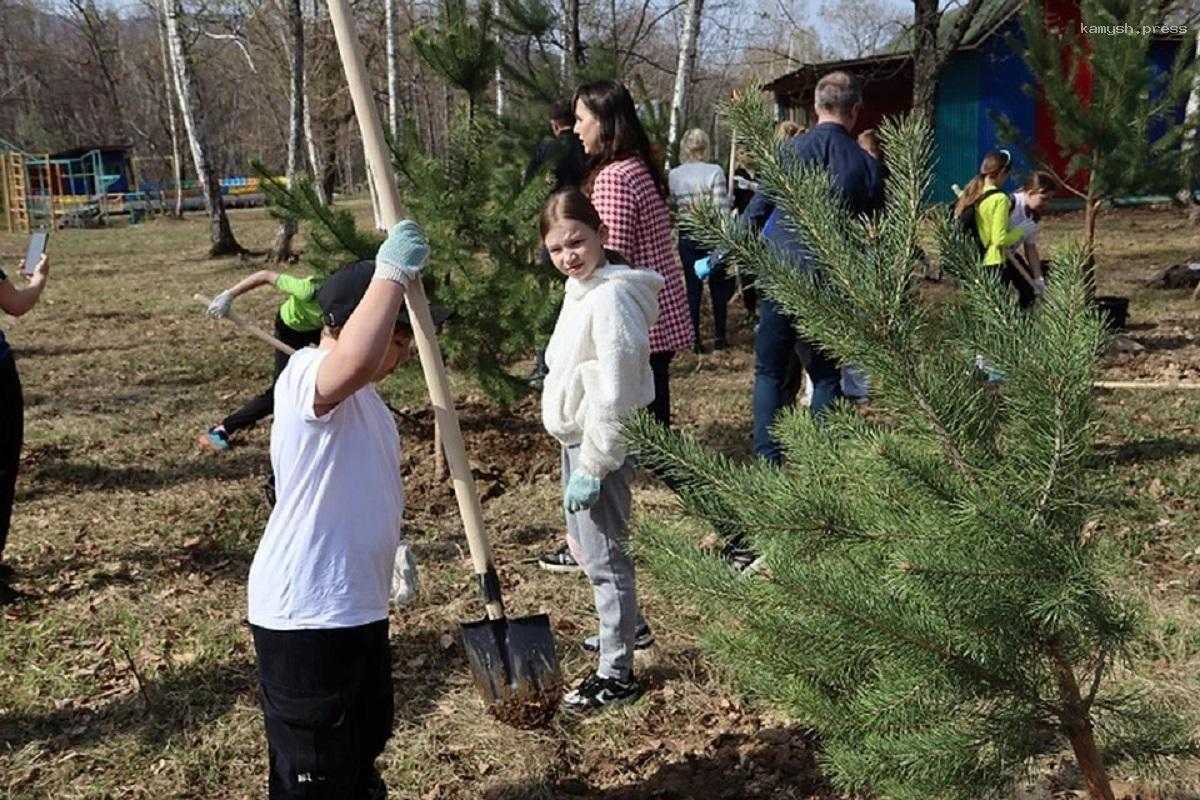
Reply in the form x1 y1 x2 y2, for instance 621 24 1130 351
255 120 559 405
1008 0 1199 262
625 92 1194 800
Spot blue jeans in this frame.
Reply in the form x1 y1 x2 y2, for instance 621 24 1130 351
752 297 842 464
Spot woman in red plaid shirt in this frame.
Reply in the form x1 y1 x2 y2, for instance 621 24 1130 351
573 80 694 427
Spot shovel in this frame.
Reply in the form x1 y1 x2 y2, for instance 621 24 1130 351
322 0 561 723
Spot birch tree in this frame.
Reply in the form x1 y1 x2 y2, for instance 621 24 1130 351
156 6 184 217
161 0 243 255
272 0 305 260
386 0 400 134
667 0 703 166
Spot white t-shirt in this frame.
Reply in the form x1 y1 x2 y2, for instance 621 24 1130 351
247 346 404 630
1010 191 1039 245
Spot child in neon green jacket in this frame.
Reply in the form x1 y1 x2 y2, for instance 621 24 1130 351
954 149 1039 300
199 270 326 451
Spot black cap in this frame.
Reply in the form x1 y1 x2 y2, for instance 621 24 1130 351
317 260 450 330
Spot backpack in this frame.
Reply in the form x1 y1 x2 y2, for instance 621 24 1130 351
954 188 1006 253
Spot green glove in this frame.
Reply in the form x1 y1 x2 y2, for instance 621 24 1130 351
564 471 602 513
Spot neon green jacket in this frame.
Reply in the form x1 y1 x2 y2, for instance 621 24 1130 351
975 188 1023 267
275 274 325 332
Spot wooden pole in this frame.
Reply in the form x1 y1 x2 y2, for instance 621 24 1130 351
324 0 503 620
44 154 54 228
1093 380 1200 390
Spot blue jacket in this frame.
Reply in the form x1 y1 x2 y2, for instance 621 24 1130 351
744 121 885 269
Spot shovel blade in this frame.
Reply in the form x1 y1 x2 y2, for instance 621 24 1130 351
460 613 560 706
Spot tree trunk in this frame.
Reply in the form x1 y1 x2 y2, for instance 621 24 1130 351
161 0 242 256
385 0 399 135
273 0 305 261
493 0 505 116
566 0 582 76
1051 647 1116 800
366 160 384 230
910 0 940 122
666 0 703 165
1183 30 1200 221
156 8 184 218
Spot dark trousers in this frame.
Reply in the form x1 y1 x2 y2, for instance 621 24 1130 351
752 297 841 464
0 353 23 566
222 314 322 436
252 620 393 800
679 236 737 346
648 351 674 429
1002 255 1046 311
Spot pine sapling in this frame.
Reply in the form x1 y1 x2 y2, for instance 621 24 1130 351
625 92 1195 800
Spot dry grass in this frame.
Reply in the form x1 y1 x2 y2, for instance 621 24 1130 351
0 201 1196 799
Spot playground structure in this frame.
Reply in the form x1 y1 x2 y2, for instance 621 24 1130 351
1 138 280 233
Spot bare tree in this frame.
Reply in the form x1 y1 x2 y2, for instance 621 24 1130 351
156 5 185 217
818 0 906 59
667 0 703 163
386 0 400 134
272 0 305 260
161 0 243 255
910 0 987 119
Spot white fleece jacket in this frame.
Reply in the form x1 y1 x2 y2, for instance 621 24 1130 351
541 262 664 479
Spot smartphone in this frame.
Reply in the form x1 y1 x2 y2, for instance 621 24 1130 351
23 230 49 277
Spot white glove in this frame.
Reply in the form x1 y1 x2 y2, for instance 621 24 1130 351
391 538 420 608
207 290 234 319
1014 219 1038 242
1032 277 1046 296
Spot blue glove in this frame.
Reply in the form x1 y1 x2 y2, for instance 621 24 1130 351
693 256 712 281
564 471 602 513
374 220 429 283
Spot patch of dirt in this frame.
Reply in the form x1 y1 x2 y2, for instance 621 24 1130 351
396 395 560 513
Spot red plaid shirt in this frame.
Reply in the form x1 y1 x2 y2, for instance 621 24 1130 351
590 158 694 353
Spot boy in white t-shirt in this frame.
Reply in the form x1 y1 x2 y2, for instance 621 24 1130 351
247 221 427 800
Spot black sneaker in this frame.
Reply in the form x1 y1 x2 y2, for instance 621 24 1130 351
581 624 655 653
538 545 582 573
0 562 14 582
562 671 644 712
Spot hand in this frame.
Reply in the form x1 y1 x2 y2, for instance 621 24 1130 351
564 471 602 513
1032 277 1046 297
207 290 234 318
374 220 429 283
32 254 48 278
694 257 712 281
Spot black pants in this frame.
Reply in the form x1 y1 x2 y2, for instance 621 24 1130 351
648 351 674 429
222 314 322 436
252 620 393 800
679 236 737 346
0 353 22 567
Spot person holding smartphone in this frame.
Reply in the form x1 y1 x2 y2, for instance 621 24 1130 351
0 253 49 604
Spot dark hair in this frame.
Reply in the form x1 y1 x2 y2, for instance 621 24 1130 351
539 189 628 265
572 80 668 199
550 98 574 128
1022 171 1053 194
953 149 1013 218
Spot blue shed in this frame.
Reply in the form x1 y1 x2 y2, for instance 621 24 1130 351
763 0 1188 203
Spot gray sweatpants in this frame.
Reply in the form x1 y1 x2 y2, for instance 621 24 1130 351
561 445 643 680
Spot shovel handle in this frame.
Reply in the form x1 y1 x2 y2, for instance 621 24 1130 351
326 0 504 621
194 294 297 356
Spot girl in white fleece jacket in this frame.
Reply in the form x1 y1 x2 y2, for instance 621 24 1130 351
539 189 664 712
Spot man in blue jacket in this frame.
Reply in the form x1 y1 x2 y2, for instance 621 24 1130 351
747 70 884 464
